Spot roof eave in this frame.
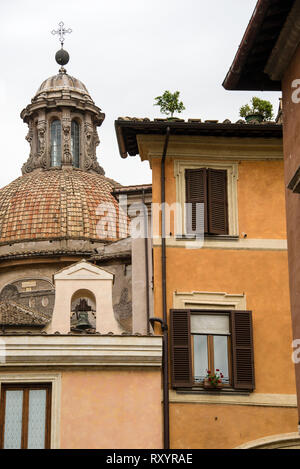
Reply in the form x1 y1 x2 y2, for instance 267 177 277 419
223 0 297 91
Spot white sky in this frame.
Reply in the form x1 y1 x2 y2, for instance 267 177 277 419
0 0 281 188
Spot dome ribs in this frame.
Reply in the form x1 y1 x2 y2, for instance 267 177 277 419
0 170 125 247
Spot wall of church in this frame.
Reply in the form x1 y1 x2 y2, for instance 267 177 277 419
0 257 133 332
59 368 162 449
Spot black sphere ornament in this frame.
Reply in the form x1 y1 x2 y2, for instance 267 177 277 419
55 49 69 66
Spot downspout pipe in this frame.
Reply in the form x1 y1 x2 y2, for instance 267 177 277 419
142 188 150 335
161 127 170 450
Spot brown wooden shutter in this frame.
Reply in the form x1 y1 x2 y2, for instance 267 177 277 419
231 310 255 391
207 168 228 235
170 309 192 388
185 169 207 233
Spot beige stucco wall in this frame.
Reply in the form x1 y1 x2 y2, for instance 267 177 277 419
60 368 163 449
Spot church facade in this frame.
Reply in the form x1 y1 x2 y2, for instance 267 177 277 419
0 46 163 449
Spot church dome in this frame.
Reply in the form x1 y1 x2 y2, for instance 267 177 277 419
0 169 123 247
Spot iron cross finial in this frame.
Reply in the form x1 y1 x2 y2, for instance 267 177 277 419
51 21 72 46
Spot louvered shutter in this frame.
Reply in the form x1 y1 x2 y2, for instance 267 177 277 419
207 169 228 235
231 310 255 390
170 309 192 388
185 169 207 234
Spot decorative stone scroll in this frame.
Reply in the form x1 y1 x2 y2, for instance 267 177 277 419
22 120 47 174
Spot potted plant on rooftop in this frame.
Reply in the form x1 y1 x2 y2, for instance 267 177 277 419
154 90 185 120
239 96 273 123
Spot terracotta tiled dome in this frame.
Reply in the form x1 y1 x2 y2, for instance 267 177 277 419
0 169 122 245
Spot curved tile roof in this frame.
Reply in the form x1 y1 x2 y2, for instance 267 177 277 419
0 169 124 246
0 301 50 327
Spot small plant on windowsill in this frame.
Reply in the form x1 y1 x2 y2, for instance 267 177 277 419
203 370 224 390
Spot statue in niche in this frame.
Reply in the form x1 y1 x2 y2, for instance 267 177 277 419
36 121 47 169
62 121 72 164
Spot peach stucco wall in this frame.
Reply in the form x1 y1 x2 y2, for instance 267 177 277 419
60 369 163 449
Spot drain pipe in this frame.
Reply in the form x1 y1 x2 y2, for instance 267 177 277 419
142 188 150 335
149 126 170 450
161 126 171 449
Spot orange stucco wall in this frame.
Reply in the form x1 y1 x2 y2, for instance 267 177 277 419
151 151 297 448
152 158 287 239
170 404 297 449
60 369 162 449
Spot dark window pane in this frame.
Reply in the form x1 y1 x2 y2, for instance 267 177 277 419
71 121 80 168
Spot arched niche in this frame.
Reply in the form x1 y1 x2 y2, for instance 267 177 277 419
70 289 96 330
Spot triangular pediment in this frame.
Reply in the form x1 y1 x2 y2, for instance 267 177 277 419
54 260 114 281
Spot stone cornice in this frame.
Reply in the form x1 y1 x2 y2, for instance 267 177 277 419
0 335 163 367
21 99 104 125
264 0 300 81
169 390 297 408
136 135 283 165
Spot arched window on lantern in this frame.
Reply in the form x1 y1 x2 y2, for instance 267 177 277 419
71 120 80 168
50 120 62 167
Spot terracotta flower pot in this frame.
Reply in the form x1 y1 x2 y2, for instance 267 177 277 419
203 379 223 390
245 114 264 123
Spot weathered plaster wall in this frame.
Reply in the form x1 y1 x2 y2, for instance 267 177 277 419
60 368 163 449
0 257 133 332
282 43 300 416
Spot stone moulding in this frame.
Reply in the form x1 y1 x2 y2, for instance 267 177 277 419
0 335 163 367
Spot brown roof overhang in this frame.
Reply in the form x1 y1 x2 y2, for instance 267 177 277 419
223 0 295 91
115 119 282 158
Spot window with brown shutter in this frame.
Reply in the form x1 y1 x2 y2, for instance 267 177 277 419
170 309 193 387
231 310 255 390
185 168 228 235
170 309 255 391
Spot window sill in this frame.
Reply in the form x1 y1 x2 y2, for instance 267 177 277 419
175 387 250 396
175 235 240 241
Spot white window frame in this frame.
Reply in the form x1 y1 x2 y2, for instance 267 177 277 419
0 373 61 449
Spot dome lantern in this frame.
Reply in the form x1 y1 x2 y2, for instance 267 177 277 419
20 22 105 175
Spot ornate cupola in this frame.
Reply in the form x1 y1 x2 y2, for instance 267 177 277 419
0 23 124 253
20 22 105 175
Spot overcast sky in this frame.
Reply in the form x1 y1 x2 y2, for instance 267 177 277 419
0 0 281 188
